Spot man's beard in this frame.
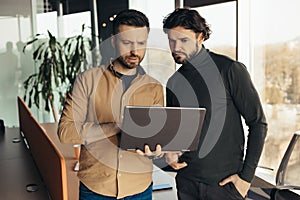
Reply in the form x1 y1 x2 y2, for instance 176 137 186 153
172 51 189 64
117 54 141 69
172 43 200 64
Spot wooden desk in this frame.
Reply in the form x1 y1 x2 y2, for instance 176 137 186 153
18 96 70 200
40 123 79 200
0 127 49 200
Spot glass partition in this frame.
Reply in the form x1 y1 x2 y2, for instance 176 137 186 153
0 14 32 127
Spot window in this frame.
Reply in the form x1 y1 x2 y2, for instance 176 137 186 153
195 1 236 60
247 0 300 171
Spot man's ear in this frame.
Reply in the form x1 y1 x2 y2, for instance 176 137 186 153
111 35 115 48
196 32 204 47
198 32 205 43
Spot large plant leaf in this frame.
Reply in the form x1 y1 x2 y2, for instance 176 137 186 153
32 42 46 60
48 30 57 53
23 38 38 53
33 88 40 109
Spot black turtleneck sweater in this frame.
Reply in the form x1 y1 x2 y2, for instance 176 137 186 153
166 45 268 185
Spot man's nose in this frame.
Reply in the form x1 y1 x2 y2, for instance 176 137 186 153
130 43 138 54
173 41 182 52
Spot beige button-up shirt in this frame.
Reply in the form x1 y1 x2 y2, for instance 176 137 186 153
58 66 164 198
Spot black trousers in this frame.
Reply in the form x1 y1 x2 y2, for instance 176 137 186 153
176 175 245 200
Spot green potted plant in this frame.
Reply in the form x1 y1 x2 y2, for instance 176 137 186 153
23 24 93 122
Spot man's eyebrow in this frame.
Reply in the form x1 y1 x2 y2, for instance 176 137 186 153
120 39 147 43
178 36 190 40
119 39 132 42
168 36 190 40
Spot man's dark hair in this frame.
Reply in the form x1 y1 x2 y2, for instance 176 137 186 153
113 9 150 34
163 8 211 41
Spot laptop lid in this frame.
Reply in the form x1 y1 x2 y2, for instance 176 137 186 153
119 106 206 152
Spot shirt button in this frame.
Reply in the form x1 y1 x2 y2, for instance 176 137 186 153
119 154 123 158
118 173 122 177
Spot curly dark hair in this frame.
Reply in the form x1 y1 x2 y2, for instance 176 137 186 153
163 8 211 41
113 9 150 34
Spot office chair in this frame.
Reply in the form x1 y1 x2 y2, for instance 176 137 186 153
270 189 300 200
271 131 300 200
247 131 300 200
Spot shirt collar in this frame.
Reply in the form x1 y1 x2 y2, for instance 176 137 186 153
108 64 146 78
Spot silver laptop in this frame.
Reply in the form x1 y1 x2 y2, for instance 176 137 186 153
119 106 206 152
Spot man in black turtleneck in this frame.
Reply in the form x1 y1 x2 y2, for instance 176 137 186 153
163 8 268 200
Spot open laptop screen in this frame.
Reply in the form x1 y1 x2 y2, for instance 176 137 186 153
119 106 206 152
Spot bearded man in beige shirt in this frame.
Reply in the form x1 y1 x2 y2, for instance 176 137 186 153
58 9 164 200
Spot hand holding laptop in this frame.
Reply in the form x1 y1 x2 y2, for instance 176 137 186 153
165 151 187 170
135 144 164 160
135 143 188 170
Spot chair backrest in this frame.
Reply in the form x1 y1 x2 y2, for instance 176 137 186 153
276 131 300 190
17 96 68 200
271 189 300 200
